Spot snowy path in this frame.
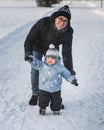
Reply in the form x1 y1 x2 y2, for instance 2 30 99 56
0 1 104 130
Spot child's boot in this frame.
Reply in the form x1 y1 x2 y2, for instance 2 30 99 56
39 108 46 115
53 111 60 115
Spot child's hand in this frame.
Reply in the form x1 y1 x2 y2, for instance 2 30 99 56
71 79 78 86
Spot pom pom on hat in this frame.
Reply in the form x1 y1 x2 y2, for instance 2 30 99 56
49 44 55 49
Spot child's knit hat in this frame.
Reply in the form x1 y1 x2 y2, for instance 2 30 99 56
45 44 59 60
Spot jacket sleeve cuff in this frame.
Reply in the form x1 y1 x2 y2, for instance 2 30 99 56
68 75 77 83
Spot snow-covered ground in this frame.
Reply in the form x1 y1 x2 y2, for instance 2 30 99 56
0 0 104 130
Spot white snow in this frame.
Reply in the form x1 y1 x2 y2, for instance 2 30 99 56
0 0 104 130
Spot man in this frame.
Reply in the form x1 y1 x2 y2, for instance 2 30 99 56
24 5 78 106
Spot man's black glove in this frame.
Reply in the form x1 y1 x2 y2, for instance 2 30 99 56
28 55 34 62
71 79 78 86
24 52 32 61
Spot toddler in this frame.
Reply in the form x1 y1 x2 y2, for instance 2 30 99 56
28 44 78 115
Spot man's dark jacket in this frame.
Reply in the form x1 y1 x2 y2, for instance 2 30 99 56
24 16 75 74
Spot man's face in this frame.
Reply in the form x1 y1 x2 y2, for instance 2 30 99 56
55 16 68 30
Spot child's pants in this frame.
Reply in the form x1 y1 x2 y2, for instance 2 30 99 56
39 90 62 111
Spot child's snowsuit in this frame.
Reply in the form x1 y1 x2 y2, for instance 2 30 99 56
30 57 76 111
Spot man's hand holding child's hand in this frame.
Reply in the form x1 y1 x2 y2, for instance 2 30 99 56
28 55 34 62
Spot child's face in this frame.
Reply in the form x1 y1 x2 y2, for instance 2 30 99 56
46 57 56 65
